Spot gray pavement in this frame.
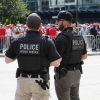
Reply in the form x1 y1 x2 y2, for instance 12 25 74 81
0 53 100 100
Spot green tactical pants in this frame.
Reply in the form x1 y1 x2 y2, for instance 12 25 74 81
54 70 81 100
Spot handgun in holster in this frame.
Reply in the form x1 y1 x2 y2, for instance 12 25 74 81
35 67 50 90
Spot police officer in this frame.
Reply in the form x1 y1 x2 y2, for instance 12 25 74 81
5 13 62 100
54 11 87 100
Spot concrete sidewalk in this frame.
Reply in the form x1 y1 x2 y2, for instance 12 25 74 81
0 56 100 100
87 51 100 55
0 49 100 99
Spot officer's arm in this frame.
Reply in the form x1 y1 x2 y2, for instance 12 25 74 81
50 58 62 67
81 54 87 61
5 56 16 64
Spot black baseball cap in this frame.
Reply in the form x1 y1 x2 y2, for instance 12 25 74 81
27 13 41 27
53 10 73 22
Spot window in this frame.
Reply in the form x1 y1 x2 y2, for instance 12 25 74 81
85 0 92 2
61 7 65 10
30 2 35 6
54 8 60 10
70 6 75 9
42 1 49 5
65 0 75 3
42 1 49 10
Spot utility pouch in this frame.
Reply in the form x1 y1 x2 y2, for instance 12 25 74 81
60 67 67 76
42 67 50 82
42 73 49 83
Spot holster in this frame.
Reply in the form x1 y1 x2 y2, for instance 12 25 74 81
55 66 67 79
79 61 84 74
42 67 50 82
42 72 50 83
35 67 50 90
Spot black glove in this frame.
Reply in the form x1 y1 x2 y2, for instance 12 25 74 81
35 80 49 90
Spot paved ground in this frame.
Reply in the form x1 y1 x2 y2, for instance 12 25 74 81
0 54 100 100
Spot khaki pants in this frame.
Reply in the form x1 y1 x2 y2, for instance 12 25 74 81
15 76 50 100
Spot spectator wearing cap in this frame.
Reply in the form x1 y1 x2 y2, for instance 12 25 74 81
46 24 51 35
48 25 57 39
53 10 87 100
5 13 62 100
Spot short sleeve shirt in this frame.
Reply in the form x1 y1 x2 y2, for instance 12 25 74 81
55 27 87 57
5 30 61 61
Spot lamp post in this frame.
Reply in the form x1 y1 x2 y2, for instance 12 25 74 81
76 0 78 27
38 0 41 11
82 0 83 9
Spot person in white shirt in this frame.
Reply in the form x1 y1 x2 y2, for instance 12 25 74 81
5 25 12 48
80 24 89 47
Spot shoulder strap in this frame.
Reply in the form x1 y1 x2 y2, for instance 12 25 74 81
57 29 71 38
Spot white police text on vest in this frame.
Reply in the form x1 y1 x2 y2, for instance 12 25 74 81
73 40 83 45
19 43 40 54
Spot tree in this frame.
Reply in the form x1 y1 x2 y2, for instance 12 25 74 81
0 0 30 24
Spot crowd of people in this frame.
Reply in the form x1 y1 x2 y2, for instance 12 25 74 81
0 21 100 53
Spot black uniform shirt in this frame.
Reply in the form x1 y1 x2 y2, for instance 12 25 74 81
55 27 87 57
5 30 61 73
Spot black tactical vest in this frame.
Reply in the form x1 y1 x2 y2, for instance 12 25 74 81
58 30 84 65
17 35 50 71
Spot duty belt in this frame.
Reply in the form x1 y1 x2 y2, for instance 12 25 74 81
16 68 42 78
55 66 79 73
18 73 42 78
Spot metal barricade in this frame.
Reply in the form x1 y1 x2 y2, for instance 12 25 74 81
96 35 100 50
0 35 14 53
0 34 25 53
82 35 95 51
0 34 97 53
49 34 96 51
0 35 6 53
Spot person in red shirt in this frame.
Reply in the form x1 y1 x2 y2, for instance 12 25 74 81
0 24 6 53
46 24 51 35
39 25 45 35
49 25 57 39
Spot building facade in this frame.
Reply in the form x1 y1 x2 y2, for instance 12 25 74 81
24 0 100 24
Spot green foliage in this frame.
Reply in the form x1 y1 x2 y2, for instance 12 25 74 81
0 0 30 24
17 21 20 24
4 19 9 25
